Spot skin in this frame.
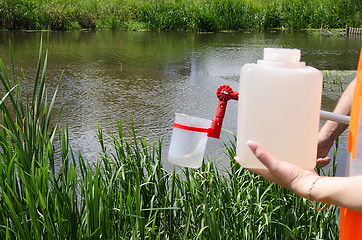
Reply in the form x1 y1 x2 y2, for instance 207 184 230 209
316 78 356 168
235 140 362 213
233 76 362 211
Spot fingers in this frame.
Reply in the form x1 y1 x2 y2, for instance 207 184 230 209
316 157 331 168
246 140 295 186
234 155 278 182
237 141 302 186
243 140 320 198
246 140 277 170
247 168 278 183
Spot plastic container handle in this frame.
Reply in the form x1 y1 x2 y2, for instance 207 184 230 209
320 110 350 124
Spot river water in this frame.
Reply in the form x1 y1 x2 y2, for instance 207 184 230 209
0 30 360 175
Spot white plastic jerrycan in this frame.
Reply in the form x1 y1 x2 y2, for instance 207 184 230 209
168 113 212 168
236 48 323 170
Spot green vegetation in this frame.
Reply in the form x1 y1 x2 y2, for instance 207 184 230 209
0 0 361 31
323 70 347 92
322 70 357 92
0 38 341 239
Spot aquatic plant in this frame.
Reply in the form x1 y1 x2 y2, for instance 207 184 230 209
0 39 341 239
322 70 351 92
0 0 360 31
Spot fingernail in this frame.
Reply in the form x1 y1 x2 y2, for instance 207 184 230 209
246 140 258 152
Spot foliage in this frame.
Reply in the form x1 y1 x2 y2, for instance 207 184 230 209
0 0 361 31
322 70 348 92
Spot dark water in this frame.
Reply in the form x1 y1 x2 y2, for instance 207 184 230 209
0 30 360 175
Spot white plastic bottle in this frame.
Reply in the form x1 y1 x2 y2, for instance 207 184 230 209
236 48 322 169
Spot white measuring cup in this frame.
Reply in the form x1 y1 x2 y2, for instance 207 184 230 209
168 113 212 168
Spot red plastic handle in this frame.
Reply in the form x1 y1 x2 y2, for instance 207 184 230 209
207 85 239 139
172 85 239 139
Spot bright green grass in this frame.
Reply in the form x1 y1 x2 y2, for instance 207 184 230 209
0 38 340 239
0 0 361 31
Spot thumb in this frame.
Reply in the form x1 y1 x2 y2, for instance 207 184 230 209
246 140 277 170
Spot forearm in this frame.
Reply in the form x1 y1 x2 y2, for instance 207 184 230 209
319 121 348 142
319 77 356 141
332 77 356 116
310 175 362 213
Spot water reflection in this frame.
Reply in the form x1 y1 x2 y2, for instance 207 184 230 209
0 30 360 175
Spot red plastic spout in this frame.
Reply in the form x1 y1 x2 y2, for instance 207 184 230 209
207 85 239 139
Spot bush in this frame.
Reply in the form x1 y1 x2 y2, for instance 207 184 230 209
0 0 361 31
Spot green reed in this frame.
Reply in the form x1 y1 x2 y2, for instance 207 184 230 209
0 39 340 239
322 70 349 92
1 0 361 31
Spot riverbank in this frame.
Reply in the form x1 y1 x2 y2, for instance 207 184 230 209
1 0 361 31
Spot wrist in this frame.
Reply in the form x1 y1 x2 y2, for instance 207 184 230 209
319 120 348 141
307 176 331 211
308 177 323 201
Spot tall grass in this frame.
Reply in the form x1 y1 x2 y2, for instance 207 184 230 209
0 39 340 238
0 0 361 31
323 71 347 92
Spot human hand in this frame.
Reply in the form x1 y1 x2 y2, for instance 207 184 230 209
316 78 355 168
235 141 320 199
316 131 334 168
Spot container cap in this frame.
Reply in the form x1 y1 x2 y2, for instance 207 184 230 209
258 48 305 68
263 48 301 63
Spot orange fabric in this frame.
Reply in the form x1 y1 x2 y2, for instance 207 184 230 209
347 48 362 159
340 47 362 240
340 207 362 239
